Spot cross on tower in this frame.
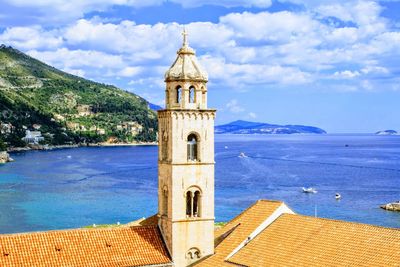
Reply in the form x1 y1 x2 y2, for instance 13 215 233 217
182 28 188 47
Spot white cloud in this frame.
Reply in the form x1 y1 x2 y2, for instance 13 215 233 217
5 0 272 13
200 55 311 88
1 1 399 95
324 27 359 45
2 0 164 23
118 66 142 77
128 76 165 91
315 1 386 37
0 27 62 50
64 19 182 64
220 11 319 42
1 0 272 25
361 65 389 75
226 99 245 113
334 70 360 79
248 112 257 119
29 48 124 68
171 0 272 8
185 22 235 49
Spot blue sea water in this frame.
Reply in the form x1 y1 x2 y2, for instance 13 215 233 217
0 134 399 234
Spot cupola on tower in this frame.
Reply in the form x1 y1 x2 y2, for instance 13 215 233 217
158 30 216 267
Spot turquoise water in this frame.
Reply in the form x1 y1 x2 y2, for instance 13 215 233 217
0 134 399 233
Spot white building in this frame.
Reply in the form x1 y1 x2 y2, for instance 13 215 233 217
22 130 44 144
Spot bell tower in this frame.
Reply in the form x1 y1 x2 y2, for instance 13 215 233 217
158 30 215 267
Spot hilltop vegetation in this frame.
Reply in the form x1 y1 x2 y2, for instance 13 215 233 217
215 120 326 134
0 45 157 149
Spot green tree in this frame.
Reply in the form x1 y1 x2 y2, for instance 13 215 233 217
0 138 6 151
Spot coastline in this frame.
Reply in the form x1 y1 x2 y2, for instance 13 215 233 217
2 134 400 230
7 142 158 153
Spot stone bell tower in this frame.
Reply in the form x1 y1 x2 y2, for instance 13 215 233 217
158 30 215 267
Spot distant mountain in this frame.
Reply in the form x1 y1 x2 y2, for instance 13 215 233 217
375 130 397 135
215 120 327 134
0 45 157 149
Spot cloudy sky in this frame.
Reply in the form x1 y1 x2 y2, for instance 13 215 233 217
1 0 400 133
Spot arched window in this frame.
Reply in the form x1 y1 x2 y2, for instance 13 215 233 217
186 191 192 216
176 86 182 104
187 134 198 161
189 86 195 103
186 248 201 264
186 188 201 218
193 191 200 217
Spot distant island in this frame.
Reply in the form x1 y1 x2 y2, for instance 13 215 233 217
0 45 158 151
215 120 327 134
375 130 398 135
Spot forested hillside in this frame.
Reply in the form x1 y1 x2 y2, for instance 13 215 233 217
0 45 157 149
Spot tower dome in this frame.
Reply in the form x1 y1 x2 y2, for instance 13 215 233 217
165 30 208 82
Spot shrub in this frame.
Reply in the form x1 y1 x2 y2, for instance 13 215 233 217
0 138 6 151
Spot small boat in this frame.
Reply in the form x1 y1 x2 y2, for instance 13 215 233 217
302 187 317 193
238 152 248 158
224 146 228 149
335 193 341 200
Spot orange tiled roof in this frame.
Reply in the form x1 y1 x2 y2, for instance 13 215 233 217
0 225 172 267
196 200 284 267
138 214 159 226
227 213 400 267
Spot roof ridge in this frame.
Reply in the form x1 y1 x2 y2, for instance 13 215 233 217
282 213 400 231
257 199 284 204
0 224 158 237
228 199 283 222
216 199 283 236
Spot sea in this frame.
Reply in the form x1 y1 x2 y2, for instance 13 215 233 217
0 134 399 234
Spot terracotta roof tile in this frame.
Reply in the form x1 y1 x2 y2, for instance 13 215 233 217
195 200 283 267
227 213 400 267
139 214 159 226
0 225 172 267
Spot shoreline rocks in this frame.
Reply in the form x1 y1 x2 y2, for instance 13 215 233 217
7 142 158 153
380 202 400 212
0 151 14 163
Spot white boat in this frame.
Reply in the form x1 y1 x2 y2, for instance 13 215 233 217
302 187 317 193
335 193 341 200
238 152 248 158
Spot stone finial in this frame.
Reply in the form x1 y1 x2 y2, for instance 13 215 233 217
164 29 208 82
182 27 189 47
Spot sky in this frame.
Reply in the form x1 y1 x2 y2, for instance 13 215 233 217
0 0 400 133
